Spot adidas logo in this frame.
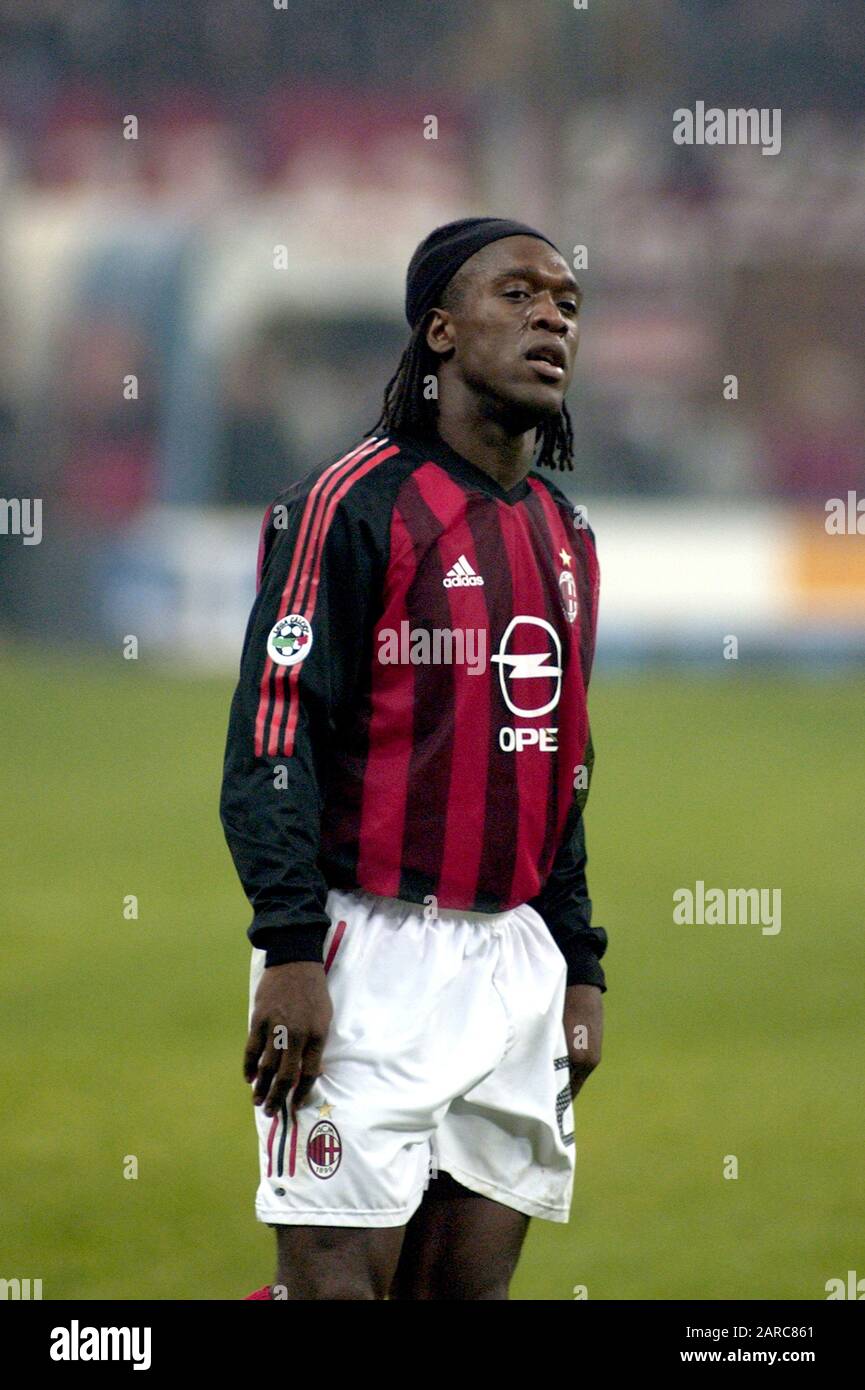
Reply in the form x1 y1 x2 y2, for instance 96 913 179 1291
443 554 485 588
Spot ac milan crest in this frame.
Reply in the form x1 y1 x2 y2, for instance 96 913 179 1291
307 1119 342 1178
559 569 578 624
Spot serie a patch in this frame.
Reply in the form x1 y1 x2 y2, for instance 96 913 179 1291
267 614 313 667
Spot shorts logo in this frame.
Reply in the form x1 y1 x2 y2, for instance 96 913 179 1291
307 1120 342 1178
267 614 313 667
555 1055 575 1147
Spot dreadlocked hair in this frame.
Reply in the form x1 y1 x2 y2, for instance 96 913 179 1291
367 311 575 472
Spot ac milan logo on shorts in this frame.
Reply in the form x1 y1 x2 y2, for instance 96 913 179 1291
307 1120 342 1178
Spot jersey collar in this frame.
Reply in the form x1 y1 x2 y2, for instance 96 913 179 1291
400 431 533 506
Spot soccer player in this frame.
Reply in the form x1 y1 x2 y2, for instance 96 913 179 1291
220 217 608 1301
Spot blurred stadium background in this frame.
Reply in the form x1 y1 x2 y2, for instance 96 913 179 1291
1 0 863 1300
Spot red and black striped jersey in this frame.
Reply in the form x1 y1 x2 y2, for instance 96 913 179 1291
220 430 608 990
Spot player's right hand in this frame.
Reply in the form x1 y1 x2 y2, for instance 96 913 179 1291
244 961 333 1123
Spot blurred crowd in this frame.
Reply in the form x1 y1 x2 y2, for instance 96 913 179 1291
0 0 863 571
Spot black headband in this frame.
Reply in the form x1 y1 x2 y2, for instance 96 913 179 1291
405 216 561 329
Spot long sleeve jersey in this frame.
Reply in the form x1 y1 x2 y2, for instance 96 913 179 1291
220 429 608 990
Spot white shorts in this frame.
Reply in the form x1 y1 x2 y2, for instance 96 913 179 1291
248 887 576 1227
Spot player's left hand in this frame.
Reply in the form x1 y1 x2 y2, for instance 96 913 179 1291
563 983 603 1100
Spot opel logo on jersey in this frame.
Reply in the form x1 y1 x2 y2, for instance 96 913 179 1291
491 616 562 717
559 569 578 624
267 614 313 667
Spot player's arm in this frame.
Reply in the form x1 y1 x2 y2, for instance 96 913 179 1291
220 487 380 1117
529 755 607 1097
530 508 607 1094
532 510 607 990
528 735 608 994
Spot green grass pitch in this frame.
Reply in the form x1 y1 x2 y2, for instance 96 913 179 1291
0 648 861 1299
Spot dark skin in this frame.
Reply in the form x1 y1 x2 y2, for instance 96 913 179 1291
430 233 583 490
245 235 602 1299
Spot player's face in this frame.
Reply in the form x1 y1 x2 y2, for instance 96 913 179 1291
432 235 581 424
